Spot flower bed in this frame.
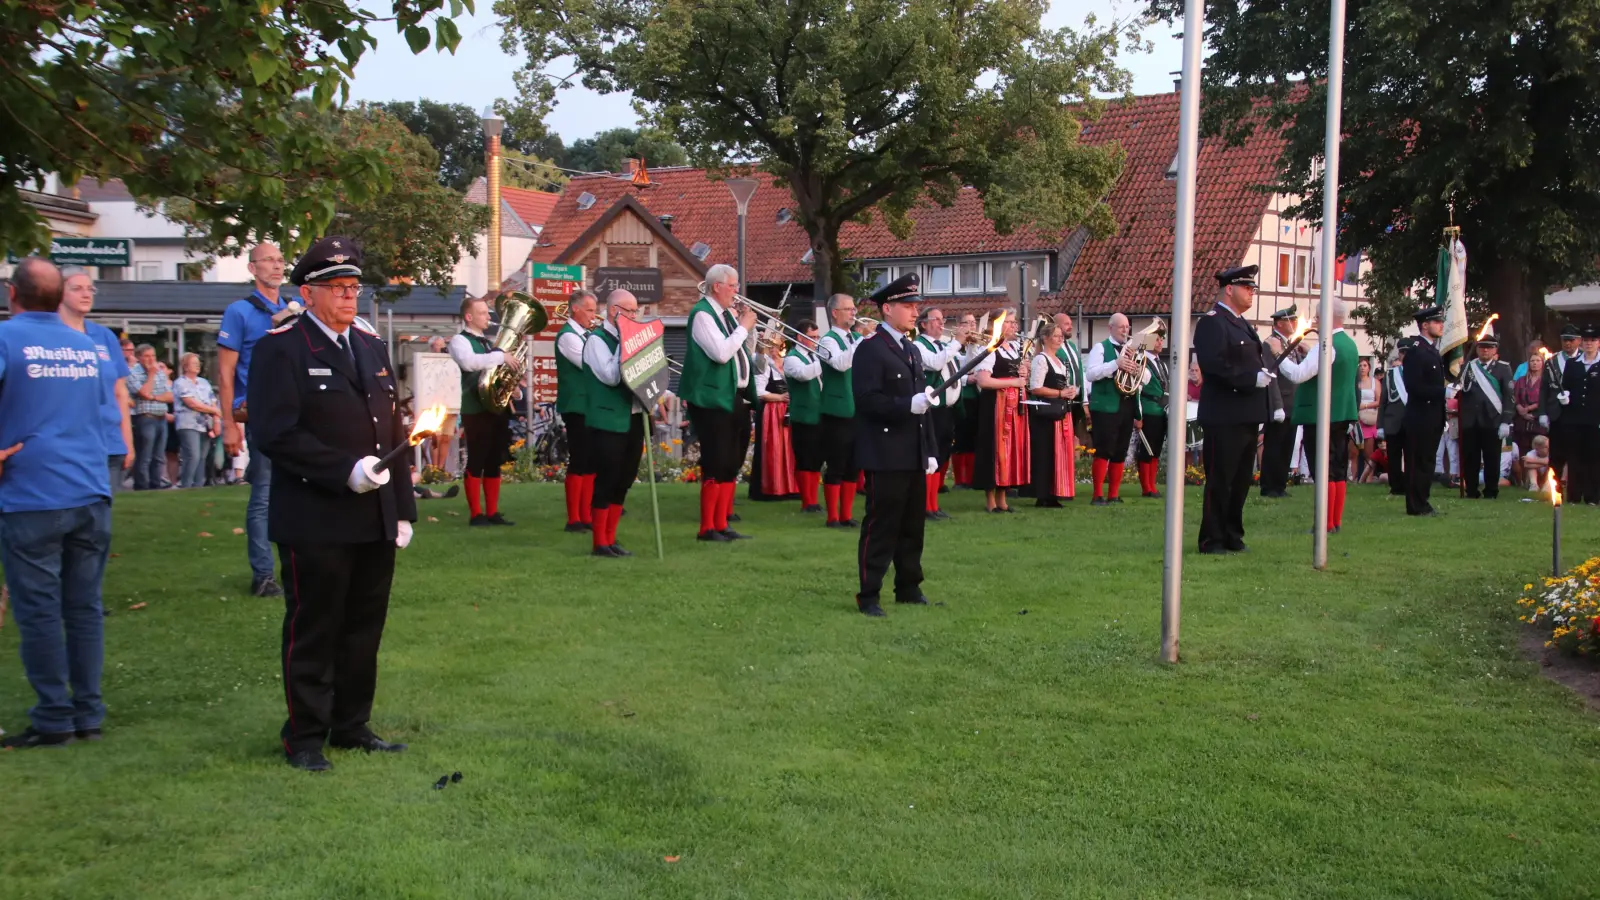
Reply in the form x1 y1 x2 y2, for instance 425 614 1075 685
1517 557 1600 657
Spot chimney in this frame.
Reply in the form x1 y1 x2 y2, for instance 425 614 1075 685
1171 69 1182 95
658 215 674 231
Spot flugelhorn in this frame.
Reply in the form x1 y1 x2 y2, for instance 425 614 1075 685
1113 320 1164 397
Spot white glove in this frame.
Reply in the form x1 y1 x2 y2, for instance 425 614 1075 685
396 519 413 549
1539 415 1550 429
1272 408 1285 423
910 388 932 415
1498 424 1511 439
347 456 391 494
1445 384 1457 400
1558 390 1570 406
1376 428 1385 441
1255 370 1272 389
926 457 939 475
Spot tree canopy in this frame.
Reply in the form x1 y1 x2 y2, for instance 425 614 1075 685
374 98 561 191
563 128 689 175
1 0 471 257
496 0 1136 296
1147 0 1600 349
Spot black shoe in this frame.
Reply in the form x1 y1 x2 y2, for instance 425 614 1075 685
564 522 589 533
75 727 103 742
856 596 887 617
934 509 952 519
1143 491 1163 499
720 529 752 540
938 485 949 494
1329 526 1342 534
826 519 844 528
1226 542 1249 553
801 504 823 513
592 545 622 558
839 518 858 528
1 726 75 749
485 513 515 526
470 515 491 527
1465 492 1481 499
251 576 283 598
1091 498 1110 507
286 749 332 771
1484 493 1498 500
895 594 930 605
926 512 942 522
1111 497 1125 504
608 544 633 557
697 529 733 542
728 513 742 523
442 485 460 499
1199 544 1230 556
329 734 407 753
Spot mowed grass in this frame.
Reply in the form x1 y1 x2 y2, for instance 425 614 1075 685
3 480 1600 899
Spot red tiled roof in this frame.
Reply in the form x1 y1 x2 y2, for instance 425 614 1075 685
531 168 1063 285
1048 92 1285 316
502 187 558 228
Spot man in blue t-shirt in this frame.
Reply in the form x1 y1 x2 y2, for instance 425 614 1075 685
0 258 113 749
217 243 294 597
59 266 134 493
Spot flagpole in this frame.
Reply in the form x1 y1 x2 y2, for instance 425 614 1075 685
1161 4 1205 664
1312 0 1347 571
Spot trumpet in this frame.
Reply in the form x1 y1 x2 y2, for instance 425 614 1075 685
697 280 830 359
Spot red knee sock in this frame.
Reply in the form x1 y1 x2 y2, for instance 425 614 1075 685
578 474 595 525
563 475 580 524
1333 481 1347 527
716 481 734 531
592 506 612 549
926 473 941 512
1092 459 1109 499
857 473 866 492
807 472 820 507
961 453 975 484
483 477 501 516
698 481 719 534
825 483 841 523
466 474 484 518
1144 460 1159 494
1107 463 1125 498
841 481 858 519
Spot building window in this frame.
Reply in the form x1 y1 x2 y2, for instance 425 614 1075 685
177 262 206 282
865 267 890 289
895 265 918 282
926 264 952 294
957 262 981 292
98 266 124 282
136 262 160 281
1278 253 1290 288
1293 252 1309 291
988 261 1012 291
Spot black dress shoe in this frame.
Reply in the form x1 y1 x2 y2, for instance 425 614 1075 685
926 512 942 522
592 545 621 558
728 513 742 522
1329 526 1341 534
330 734 407 753
286 749 332 771
801 504 823 513
251 576 283 598
856 597 887 617
441 484 460 499
608 544 633 557
1 726 75 749
1143 491 1163 499
895 594 930 605
564 522 589 533
938 485 949 494
470 515 491 527
1091 498 1110 507
1111 496 1125 504
720 529 752 540
826 520 844 528
840 518 858 528
697 529 732 542
485 513 515 526
934 509 953 519
75 727 103 741
1226 542 1249 553
1199 545 1230 556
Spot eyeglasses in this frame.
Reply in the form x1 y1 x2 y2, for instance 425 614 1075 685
311 283 364 297
250 257 286 265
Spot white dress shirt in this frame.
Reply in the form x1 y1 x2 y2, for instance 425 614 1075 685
1030 351 1066 390
448 327 504 372
822 325 859 371
1278 328 1342 384
783 347 822 382
582 319 622 386
1084 338 1150 386
556 326 587 369
690 300 753 387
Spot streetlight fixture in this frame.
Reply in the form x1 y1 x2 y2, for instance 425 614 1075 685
482 105 505 304
724 177 760 296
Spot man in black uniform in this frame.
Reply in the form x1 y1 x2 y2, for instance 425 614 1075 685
1457 330 1514 499
1540 323 1582 493
248 236 418 772
852 274 939 617
1258 308 1300 498
1401 305 1448 516
1559 324 1600 504
1193 265 1270 554
1376 338 1412 496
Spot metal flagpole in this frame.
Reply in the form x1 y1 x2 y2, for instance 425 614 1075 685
1312 0 1347 570
643 408 665 560
1162 7 1205 665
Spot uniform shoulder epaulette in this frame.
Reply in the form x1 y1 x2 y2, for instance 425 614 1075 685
266 318 298 335
352 316 379 337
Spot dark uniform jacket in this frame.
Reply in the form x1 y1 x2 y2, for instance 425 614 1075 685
1540 351 1576 424
1562 354 1600 428
1378 367 1407 436
853 326 938 472
1192 303 1269 426
1457 358 1515 430
248 314 417 545
1401 337 1447 430
1264 330 1298 419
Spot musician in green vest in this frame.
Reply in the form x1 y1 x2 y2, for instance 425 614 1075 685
1052 312 1087 450
449 295 521 526
1457 329 1515 499
680 264 757 541
579 290 645 557
914 306 969 520
1134 322 1170 498
1277 300 1360 532
555 289 599 533
951 312 982 486
1083 312 1148 505
783 315 825 512
820 292 863 526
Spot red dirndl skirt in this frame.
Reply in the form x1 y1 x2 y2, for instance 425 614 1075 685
993 387 1031 488
759 400 798 496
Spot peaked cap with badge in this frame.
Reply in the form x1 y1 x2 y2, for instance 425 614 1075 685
868 272 922 306
1215 265 1258 288
290 235 364 286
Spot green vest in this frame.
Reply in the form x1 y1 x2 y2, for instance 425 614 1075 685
555 321 591 416
1291 330 1360 425
1139 353 1170 417
1056 342 1084 393
584 328 636 433
458 330 492 415
786 347 822 425
819 329 857 418
1089 338 1129 414
679 298 739 412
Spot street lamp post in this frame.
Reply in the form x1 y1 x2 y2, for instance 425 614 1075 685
724 177 760 296
482 106 505 304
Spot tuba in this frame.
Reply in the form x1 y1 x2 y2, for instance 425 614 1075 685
476 291 550 413
1113 321 1165 397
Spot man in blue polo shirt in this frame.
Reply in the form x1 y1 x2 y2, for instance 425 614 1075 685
59 266 135 493
217 242 295 597
0 257 113 749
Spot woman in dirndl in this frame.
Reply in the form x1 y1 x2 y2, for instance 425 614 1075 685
971 309 1030 513
1028 323 1076 506
748 337 798 500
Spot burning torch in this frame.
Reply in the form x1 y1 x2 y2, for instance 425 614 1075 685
351 404 449 491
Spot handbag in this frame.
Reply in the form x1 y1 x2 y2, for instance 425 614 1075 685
1033 397 1068 422
1358 408 1378 427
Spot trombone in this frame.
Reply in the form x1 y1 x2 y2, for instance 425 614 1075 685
698 280 831 360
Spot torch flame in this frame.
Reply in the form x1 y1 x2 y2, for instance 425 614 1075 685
1548 470 1562 507
409 404 448 444
1286 319 1313 344
1474 313 1500 343
986 311 1008 350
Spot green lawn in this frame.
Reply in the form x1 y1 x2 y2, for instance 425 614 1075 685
3 481 1600 899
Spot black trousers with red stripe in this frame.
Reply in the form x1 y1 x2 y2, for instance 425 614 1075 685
857 470 927 602
278 540 396 755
